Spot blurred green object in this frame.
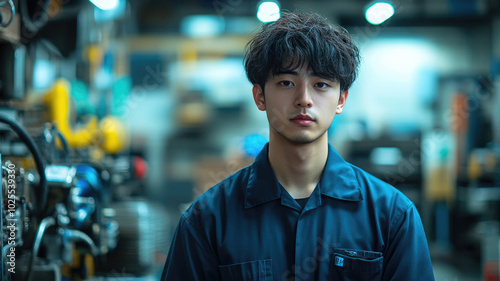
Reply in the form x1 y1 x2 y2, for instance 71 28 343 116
112 76 132 117
71 80 95 116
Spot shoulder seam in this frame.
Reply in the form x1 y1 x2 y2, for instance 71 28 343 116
390 200 414 229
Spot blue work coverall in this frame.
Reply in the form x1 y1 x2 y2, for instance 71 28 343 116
161 143 435 280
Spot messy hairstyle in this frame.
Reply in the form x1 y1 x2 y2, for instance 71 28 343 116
244 12 360 93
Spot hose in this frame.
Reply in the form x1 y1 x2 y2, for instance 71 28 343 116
0 113 48 217
25 216 55 281
53 126 71 162
55 130 70 154
19 0 50 33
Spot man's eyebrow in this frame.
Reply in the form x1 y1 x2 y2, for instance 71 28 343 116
274 70 299 76
274 70 337 82
275 70 324 77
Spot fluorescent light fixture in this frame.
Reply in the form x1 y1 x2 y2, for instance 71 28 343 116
89 0 119 11
94 0 126 22
257 1 280 23
181 15 225 37
365 2 394 25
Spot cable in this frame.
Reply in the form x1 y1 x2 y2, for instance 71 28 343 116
55 130 70 153
25 216 55 281
0 113 48 217
52 126 70 162
0 0 15 28
19 0 50 34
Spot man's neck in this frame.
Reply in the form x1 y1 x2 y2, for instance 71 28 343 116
268 134 329 199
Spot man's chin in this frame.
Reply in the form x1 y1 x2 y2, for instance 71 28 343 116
270 126 328 145
284 132 325 145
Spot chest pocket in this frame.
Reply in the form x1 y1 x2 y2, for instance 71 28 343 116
218 259 273 281
330 248 383 281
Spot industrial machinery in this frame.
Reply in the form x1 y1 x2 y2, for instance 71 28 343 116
0 49 126 280
1 112 120 281
0 72 167 280
0 1 170 279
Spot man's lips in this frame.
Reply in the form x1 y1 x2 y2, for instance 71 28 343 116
290 114 315 125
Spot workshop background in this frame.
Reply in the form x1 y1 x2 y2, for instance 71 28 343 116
1 0 499 280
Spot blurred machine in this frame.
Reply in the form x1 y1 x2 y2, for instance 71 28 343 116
0 110 121 280
0 82 166 280
0 1 168 280
0 67 171 280
346 136 423 207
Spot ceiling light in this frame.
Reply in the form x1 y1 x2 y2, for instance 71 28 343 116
257 1 280 23
365 2 394 25
89 0 119 11
181 15 225 38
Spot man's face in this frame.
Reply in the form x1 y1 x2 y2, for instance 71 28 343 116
252 64 348 144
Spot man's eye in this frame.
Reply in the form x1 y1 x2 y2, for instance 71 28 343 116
315 82 329 89
279 81 293 87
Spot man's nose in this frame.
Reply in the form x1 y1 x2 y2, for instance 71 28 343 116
295 85 313 108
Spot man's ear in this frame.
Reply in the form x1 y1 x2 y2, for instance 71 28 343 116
253 84 266 111
336 90 349 114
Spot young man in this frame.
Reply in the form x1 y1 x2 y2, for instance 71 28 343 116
161 12 434 280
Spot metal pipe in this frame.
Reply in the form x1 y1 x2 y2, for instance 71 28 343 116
64 229 99 256
32 217 56 259
25 217 55 281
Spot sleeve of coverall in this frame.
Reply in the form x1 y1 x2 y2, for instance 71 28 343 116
382 203 435 281
161 214 221 281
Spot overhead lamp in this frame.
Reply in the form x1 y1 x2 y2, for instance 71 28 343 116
257 1 280 23
181 15 225 38
89 0 119 11
365 2 394 25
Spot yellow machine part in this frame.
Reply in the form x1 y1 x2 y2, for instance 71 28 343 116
43 79 128 153
44 79 98 148
98 116 128 154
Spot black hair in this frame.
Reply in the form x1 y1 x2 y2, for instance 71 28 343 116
244 12 360 92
